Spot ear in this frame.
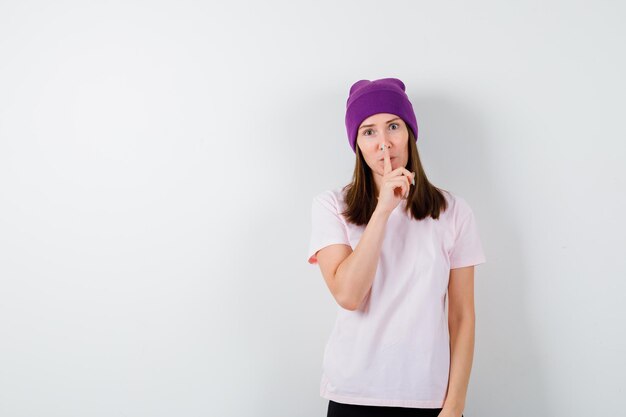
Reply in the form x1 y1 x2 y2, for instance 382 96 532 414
349 79 371 95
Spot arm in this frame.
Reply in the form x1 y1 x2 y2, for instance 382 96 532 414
316 207 391 311
441 265 476 416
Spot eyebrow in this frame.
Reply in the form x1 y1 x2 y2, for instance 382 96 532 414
359 117 401 130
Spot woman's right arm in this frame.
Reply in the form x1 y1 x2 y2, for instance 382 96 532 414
316 207 392 311
316 146 413 310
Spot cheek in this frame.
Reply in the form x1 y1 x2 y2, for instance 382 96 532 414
359 141 377 154
392 129 408 140
369 146 382 160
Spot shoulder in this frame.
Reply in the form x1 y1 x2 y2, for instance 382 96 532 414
311 185 347 208
309 186 351 229
440 189 476 221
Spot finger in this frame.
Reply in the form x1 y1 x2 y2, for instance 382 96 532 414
383 145 392 175
400 169 416 186
389 167 416 183
387 178 408 198
403 169 415 184
395 167 411 176
392 171 414 192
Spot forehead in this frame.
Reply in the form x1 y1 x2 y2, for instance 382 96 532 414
360 113 401 126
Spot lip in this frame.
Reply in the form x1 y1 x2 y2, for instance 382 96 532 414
379 157 396 161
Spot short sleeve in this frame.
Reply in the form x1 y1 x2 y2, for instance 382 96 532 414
307 191 351 264
449 198 486 269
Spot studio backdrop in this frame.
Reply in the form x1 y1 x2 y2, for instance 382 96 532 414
0 1 624 416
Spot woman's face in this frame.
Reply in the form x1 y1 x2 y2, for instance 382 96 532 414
356 113 410 176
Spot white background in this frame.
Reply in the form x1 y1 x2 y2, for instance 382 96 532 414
1 1 625 416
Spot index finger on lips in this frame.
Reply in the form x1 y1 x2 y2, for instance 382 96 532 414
383 145 392 175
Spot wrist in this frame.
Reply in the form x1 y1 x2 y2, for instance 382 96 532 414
373 200 394 216
372 207 392 220
442 402 464 415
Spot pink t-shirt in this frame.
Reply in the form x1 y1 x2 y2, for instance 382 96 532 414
307 186 486 408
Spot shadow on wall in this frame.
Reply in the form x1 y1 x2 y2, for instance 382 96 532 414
413 91 549 416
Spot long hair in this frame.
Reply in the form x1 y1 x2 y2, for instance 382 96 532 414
340 128 449 226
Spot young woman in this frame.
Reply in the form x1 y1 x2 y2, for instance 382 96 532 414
307 78 486 417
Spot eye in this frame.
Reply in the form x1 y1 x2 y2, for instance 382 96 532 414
363 129 374 136
389 123 400 130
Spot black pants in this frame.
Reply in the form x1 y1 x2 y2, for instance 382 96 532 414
327 400 464 417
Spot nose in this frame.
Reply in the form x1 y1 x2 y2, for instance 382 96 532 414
379 133 392 152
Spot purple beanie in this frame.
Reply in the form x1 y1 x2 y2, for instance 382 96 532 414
345 78 418 153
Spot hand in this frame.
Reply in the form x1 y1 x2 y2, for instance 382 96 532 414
375 144 415 214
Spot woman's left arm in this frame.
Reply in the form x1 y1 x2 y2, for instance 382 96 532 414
440 265 476 417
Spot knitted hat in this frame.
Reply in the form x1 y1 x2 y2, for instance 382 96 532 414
345 78 418 153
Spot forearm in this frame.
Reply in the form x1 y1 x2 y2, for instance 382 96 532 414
442 316 475 414
334 208 390 310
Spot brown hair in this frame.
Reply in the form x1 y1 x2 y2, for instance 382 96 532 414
340 128 449 226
